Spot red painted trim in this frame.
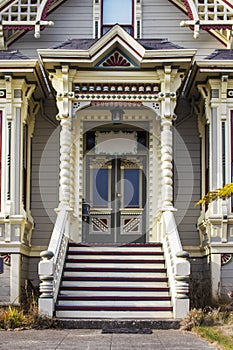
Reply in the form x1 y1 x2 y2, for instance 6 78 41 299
223 0 233 9
0 0 15 12
182 0 194 20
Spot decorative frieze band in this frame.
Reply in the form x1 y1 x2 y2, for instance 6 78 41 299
75 83 159 94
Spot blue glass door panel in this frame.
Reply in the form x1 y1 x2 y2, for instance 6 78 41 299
123 169 140 207
92 168 109 207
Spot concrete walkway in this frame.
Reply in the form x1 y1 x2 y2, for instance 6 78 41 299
0 329 217 349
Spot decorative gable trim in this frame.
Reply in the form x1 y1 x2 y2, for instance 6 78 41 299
0 0 66 47
88 25 145 66
96 49 138 68
171 0 233 48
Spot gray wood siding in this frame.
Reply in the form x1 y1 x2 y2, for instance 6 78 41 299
30 106 59 248
221 258 233 301
9 0 93 58
0 262 10 303
9 0 224 59
189 257 211 308
28 257 40 287
174 112 201 247
142 0 224 58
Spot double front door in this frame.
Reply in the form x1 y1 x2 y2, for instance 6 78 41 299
84 155 147 243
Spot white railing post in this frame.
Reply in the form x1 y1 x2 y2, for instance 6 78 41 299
174 251 190 319
161 210 190 319
38 210 69 317
38 250 54 317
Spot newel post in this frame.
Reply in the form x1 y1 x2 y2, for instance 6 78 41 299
38 250 54 317
174 250 190 318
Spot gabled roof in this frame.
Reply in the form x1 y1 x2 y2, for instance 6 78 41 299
52 38 184 51
39 25 195 71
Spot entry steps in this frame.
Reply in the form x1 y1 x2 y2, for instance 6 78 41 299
56 243 173 319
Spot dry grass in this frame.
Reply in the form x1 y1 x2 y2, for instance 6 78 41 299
181 307 233 350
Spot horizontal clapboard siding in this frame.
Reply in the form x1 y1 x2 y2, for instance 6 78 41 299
221 258 233 299
30 108 59 247
9 0 224 59
174 112 201 247
9 0 93 58
142 0 224 58
0 264 10 303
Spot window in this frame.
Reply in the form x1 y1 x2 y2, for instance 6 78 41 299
102 0 134 35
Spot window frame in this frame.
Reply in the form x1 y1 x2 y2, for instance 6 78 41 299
101 0 134 36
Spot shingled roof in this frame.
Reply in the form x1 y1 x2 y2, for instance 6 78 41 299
52 38 184 51
206 49 233 60
0 50 29 60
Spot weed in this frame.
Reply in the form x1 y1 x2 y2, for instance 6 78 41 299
0 306 26 329
181 306 233 331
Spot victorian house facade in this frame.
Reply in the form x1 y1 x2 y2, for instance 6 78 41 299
0 0 233 320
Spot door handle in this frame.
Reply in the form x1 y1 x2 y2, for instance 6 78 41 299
116 193 121 198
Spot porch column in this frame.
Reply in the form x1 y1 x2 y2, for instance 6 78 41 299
161 115 173 210
160 65 176 211
50 65 76 211
58 116 72 210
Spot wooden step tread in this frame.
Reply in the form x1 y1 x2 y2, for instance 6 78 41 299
69 243 162 247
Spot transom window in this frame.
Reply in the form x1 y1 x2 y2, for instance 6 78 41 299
102 0 133 36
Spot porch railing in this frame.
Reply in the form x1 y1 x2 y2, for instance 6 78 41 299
38 209 70 317
160 210 190 319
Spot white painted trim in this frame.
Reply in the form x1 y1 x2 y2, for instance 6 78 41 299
10 253 21 304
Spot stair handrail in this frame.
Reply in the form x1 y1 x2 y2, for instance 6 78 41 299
38 209 70 317
161 210 190 319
